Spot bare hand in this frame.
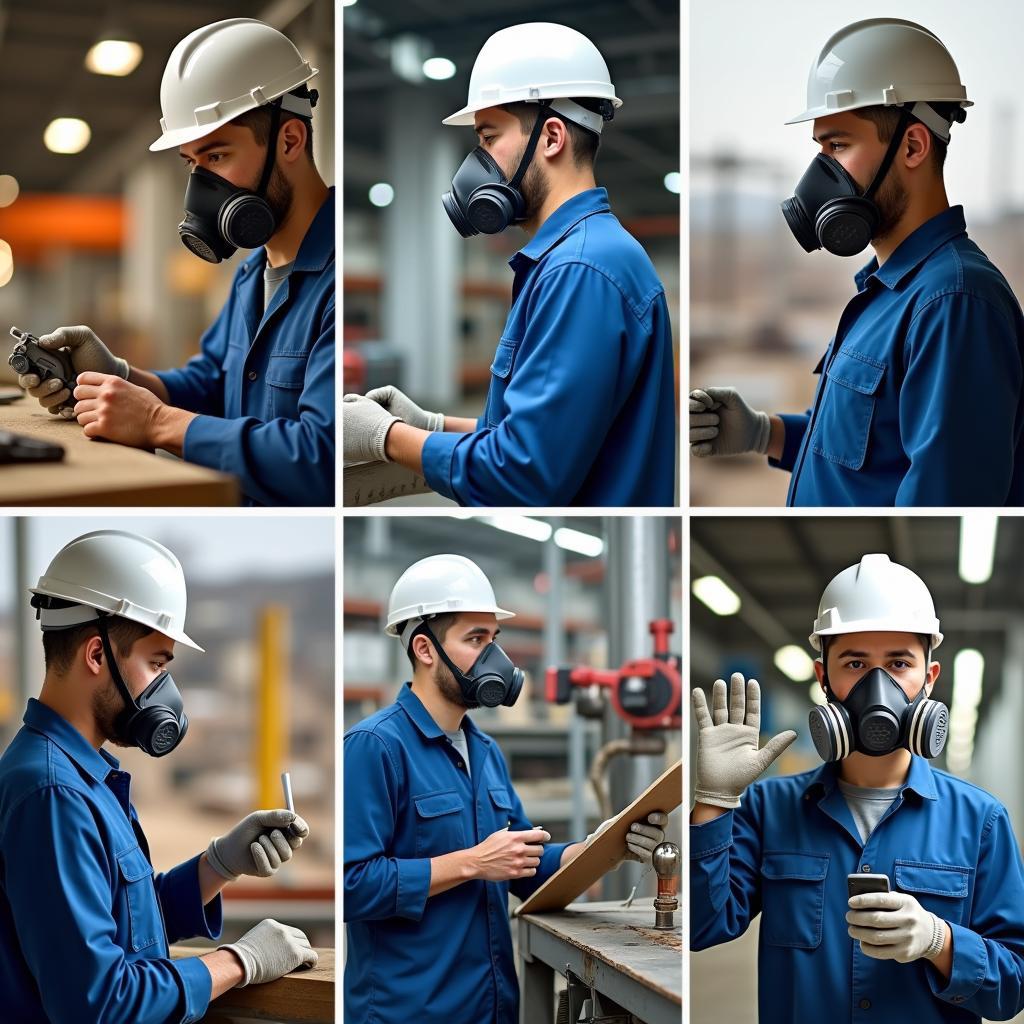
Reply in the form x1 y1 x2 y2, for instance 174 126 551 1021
470 827 551 882
73 372 164 448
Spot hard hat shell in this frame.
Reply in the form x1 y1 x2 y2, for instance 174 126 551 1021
786 18 971 128
385 554 514 640
31 530 203 651
150 18 318 152
810 553 942 652
443 22 621 134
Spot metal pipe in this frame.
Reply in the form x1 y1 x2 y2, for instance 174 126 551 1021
588 734 667 821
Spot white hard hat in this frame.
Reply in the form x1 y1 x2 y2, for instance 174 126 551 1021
786 19 971 142
149 18 318 152
810 553 942 652
443 23 621 136
385 554 514 648
31 530 203 651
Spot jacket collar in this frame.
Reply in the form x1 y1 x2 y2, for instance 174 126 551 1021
513 187 611 267
802 753 938 802
239 185 335 278
855 205 967 292
23 697 119 783
397 682 492 747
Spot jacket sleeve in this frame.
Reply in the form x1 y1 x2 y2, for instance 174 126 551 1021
343 730 431 924
165 295 335 507
768 411 811 473
154 853 223 945
5 786 211 1024
689 786 765 950
926 804 1024 1017
896 293 1022 505
420 263 649 505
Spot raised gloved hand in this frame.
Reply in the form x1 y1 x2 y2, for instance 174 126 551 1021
343 393 401 463
17 326 129 419
847 891 947 963
219 919 318 987
365 385 444 432
689 387 770 457
692 674 796 808
206 809 310 881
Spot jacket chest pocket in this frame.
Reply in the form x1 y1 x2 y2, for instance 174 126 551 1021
116 845 162 953
413 790 466 857
810 349 885 470
266 354 308 420
484 336 520 428
760 851 830 949
487 786 514 835
894 861 971 926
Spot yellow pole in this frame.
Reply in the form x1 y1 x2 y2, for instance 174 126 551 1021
257 605 289 810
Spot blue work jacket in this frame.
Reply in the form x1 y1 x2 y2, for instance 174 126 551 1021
155 187 335 507
690 756 1024 1024
343 683 571 1024
0 699 222 1024
421 187 676 507
771 206 1024 506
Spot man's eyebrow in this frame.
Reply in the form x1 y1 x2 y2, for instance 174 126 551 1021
835 648 916 659
154 650 175 662
179 138 231 159
813 129 851 144
836 649 868 658
475 122 498 133
463 626 496 638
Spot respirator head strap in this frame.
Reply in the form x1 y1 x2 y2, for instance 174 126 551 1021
863 107 915 201
254 98 285 199
507 100 553 192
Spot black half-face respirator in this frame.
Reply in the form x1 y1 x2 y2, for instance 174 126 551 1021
95 616 189 757
179 89 317 263
781 107 916 257
808 663 948 762
442 102 554 237
415 619 524 708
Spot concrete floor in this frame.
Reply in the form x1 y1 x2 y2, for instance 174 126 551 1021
690 917 1024 1024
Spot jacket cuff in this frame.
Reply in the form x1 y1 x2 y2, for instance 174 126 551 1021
169 952 214 1024
395 857 432 922
690 809 735 858
421 430 461 501
925 922 987 1008
768 413 809 472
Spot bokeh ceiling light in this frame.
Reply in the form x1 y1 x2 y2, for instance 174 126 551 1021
0 174 19 207
423 57 456 81
0 240 14 287
85 38 143 77
44 118 91 155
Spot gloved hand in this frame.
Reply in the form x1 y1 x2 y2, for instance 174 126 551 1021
206 809 310 881
343 393 401 463
692 674 796 808
689 387 770 457
586 811 669 865
219 918 318 987
365 385 444 432
847 891 947 963
17 326 128 419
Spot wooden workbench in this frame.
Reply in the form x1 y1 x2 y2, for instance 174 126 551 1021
171 946 334 1024
518 899 681 1024
0 401 238 505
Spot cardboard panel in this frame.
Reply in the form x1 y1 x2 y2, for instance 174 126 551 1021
343 460 433 505
515 759 682 916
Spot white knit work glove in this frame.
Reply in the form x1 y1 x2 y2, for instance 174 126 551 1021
219 919 318 987
847 891 947 963
689 387 770 457
692 674 796 808
206 809 309 880
365 385 444 432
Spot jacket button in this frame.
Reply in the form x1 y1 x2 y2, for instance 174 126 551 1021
247 370 258 381
861 865 871 872
859 998 871 1009
951 996 964 1004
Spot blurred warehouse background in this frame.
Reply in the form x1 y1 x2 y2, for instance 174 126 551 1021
344 514 682 902
0 0 334 389
342 2 680 505
690 0 1024 506
0 515 335 948
690 513 1024 1024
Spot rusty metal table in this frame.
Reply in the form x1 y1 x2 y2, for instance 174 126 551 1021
518 899 681 1024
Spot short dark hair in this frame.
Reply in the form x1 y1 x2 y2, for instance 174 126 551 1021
851 103 961 172
403 612 458 669
231 86 315 160
43 617 155 676
502 100 601 170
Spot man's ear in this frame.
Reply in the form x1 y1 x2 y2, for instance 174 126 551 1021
410 633 435 669
279 117 308 164
903 121 933 171
82 635 105 678
813 657 825 688
541 116 568 159
925 659 941 694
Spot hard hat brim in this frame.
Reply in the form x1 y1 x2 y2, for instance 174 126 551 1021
785 97 972 126
149 117 243 152
384 604 515 636
809 621 943 652
442 92 622 127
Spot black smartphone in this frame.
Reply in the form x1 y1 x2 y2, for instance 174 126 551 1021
847 872 891 899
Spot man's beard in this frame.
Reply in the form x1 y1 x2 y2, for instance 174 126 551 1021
91 678 134 748
249 160 294 232
434 659 471 709
870 166 909 243
504 143 550 223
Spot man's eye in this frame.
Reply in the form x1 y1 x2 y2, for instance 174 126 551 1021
890 660 910 669
829 142 846 153
846 660 864 670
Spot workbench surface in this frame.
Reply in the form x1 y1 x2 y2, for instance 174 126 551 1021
518 898 681 1024
0 401 238 505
